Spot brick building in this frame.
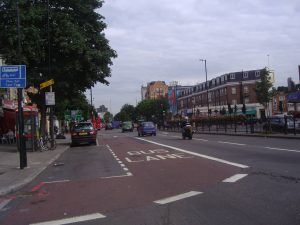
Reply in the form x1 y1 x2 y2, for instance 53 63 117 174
177 69 267 118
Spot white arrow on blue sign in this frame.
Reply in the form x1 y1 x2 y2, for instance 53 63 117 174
0 65 26 88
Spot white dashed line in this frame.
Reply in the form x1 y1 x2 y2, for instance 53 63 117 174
264 147 300 153
44 180 70 184
106 144 132 176
154 191 202 205
136 138 249 168
218 141 246 146
223 174 248 183
194 138 208 142
0 199 11 211
30 213 106 225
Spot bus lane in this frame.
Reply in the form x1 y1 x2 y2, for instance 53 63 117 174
104 136 244 202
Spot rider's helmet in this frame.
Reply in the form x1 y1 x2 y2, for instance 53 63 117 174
184 116 189 122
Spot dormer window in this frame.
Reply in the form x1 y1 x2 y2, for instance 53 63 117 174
243 72 248 78
230 73 235 79
255 71 260 77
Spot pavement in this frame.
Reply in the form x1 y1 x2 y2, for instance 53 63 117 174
0 134 71 196
0 130 299 197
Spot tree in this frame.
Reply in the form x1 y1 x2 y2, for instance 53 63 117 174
0 0 117 132
255 68 273 116
136 99 169 121
103 112 113 123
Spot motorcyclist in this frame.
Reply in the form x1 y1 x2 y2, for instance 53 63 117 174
181 116 189 128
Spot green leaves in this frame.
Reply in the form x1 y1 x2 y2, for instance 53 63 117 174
255 68 273 107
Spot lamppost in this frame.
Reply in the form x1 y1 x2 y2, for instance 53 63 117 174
199 59 209 116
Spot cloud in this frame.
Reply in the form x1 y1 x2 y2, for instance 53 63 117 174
91 0 300 114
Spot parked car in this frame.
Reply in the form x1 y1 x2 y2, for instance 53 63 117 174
71 122 97 146
122 121 133 132
138 121 156 136
263 115 300 131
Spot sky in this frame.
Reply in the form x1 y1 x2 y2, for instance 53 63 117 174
89 0 300 115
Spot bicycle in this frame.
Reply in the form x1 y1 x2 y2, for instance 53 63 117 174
44 136 57 150
36 136 49 151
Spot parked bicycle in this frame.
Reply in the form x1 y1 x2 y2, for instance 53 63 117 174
36 136 57 151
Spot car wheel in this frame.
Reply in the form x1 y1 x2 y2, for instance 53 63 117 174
138 133 140 137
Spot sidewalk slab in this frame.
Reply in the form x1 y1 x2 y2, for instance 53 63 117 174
0 135 70 196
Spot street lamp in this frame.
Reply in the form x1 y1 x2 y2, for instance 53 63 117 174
199 59 209 116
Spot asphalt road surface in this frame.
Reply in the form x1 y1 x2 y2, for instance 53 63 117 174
1 129 300 225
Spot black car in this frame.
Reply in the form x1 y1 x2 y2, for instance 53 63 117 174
71 122 97 146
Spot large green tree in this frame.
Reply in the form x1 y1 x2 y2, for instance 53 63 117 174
136 98 169 122
0 0 117 131
114 104 136 122
255 68 273 116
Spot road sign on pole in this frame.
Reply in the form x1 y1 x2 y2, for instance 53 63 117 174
40 79 54 89
0 65 26 88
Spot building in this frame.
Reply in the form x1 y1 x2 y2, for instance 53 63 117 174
141 85 147 101
96 105 108 113
144 81 168 100
168 81 192 116
177 69 266 118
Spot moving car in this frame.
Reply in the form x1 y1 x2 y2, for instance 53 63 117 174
105 123 113 130
138 121 156 136
122 121 133 132
71 122 97 146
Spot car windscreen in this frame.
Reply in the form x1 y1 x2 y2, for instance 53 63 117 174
74 123 93 130
143 122 155 128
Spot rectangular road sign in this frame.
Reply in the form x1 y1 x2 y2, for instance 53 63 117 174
0 65 26 88
40 79 54 89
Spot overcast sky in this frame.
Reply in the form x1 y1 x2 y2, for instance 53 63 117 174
90 0 300 115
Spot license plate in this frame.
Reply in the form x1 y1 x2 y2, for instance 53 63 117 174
79 132 87 135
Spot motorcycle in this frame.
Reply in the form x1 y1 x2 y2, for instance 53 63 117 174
182 123 193 140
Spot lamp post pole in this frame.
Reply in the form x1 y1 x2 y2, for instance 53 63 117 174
16 0 27 169
200 59 209 117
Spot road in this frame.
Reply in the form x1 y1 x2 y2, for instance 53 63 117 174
1 129 300 225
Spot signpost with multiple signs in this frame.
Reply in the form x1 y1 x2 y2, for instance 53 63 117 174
0 65 26 88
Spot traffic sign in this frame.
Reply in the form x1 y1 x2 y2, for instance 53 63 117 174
45 92 55 105
40 79 54 89
0 65 26 88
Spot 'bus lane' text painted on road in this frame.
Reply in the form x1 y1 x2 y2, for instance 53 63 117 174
125 149 194 163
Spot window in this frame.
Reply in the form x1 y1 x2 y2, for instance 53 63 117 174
243 72 248 78
231 87 236 94
230 73 235 79
232 99 237 105
255 70 260 77
244 97 250 103
224 88 227 95
243 86 249 94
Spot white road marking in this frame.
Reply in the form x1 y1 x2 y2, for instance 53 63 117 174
162 132 169 135
264 147 300 153
223 174 248 183
30 213 106 225
218 141 246 146
113 136 118 138
0 199 11 211
102 173 132 179
96 139 99 146
171 135 181 138
154 191 202 205
135 138 249 168
106 144 133 176
44 180 70 184
194 138 208 142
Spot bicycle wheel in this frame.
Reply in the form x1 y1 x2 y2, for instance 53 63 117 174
47 139 57 150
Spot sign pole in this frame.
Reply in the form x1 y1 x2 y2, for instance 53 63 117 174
17 0 27 169
49 86 54 148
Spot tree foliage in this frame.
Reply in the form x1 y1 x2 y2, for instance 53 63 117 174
0 0 117 108
136 98 169 121
114 104 136 122
255 68 273 107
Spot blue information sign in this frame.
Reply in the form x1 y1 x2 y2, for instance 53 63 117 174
0 65 26 88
